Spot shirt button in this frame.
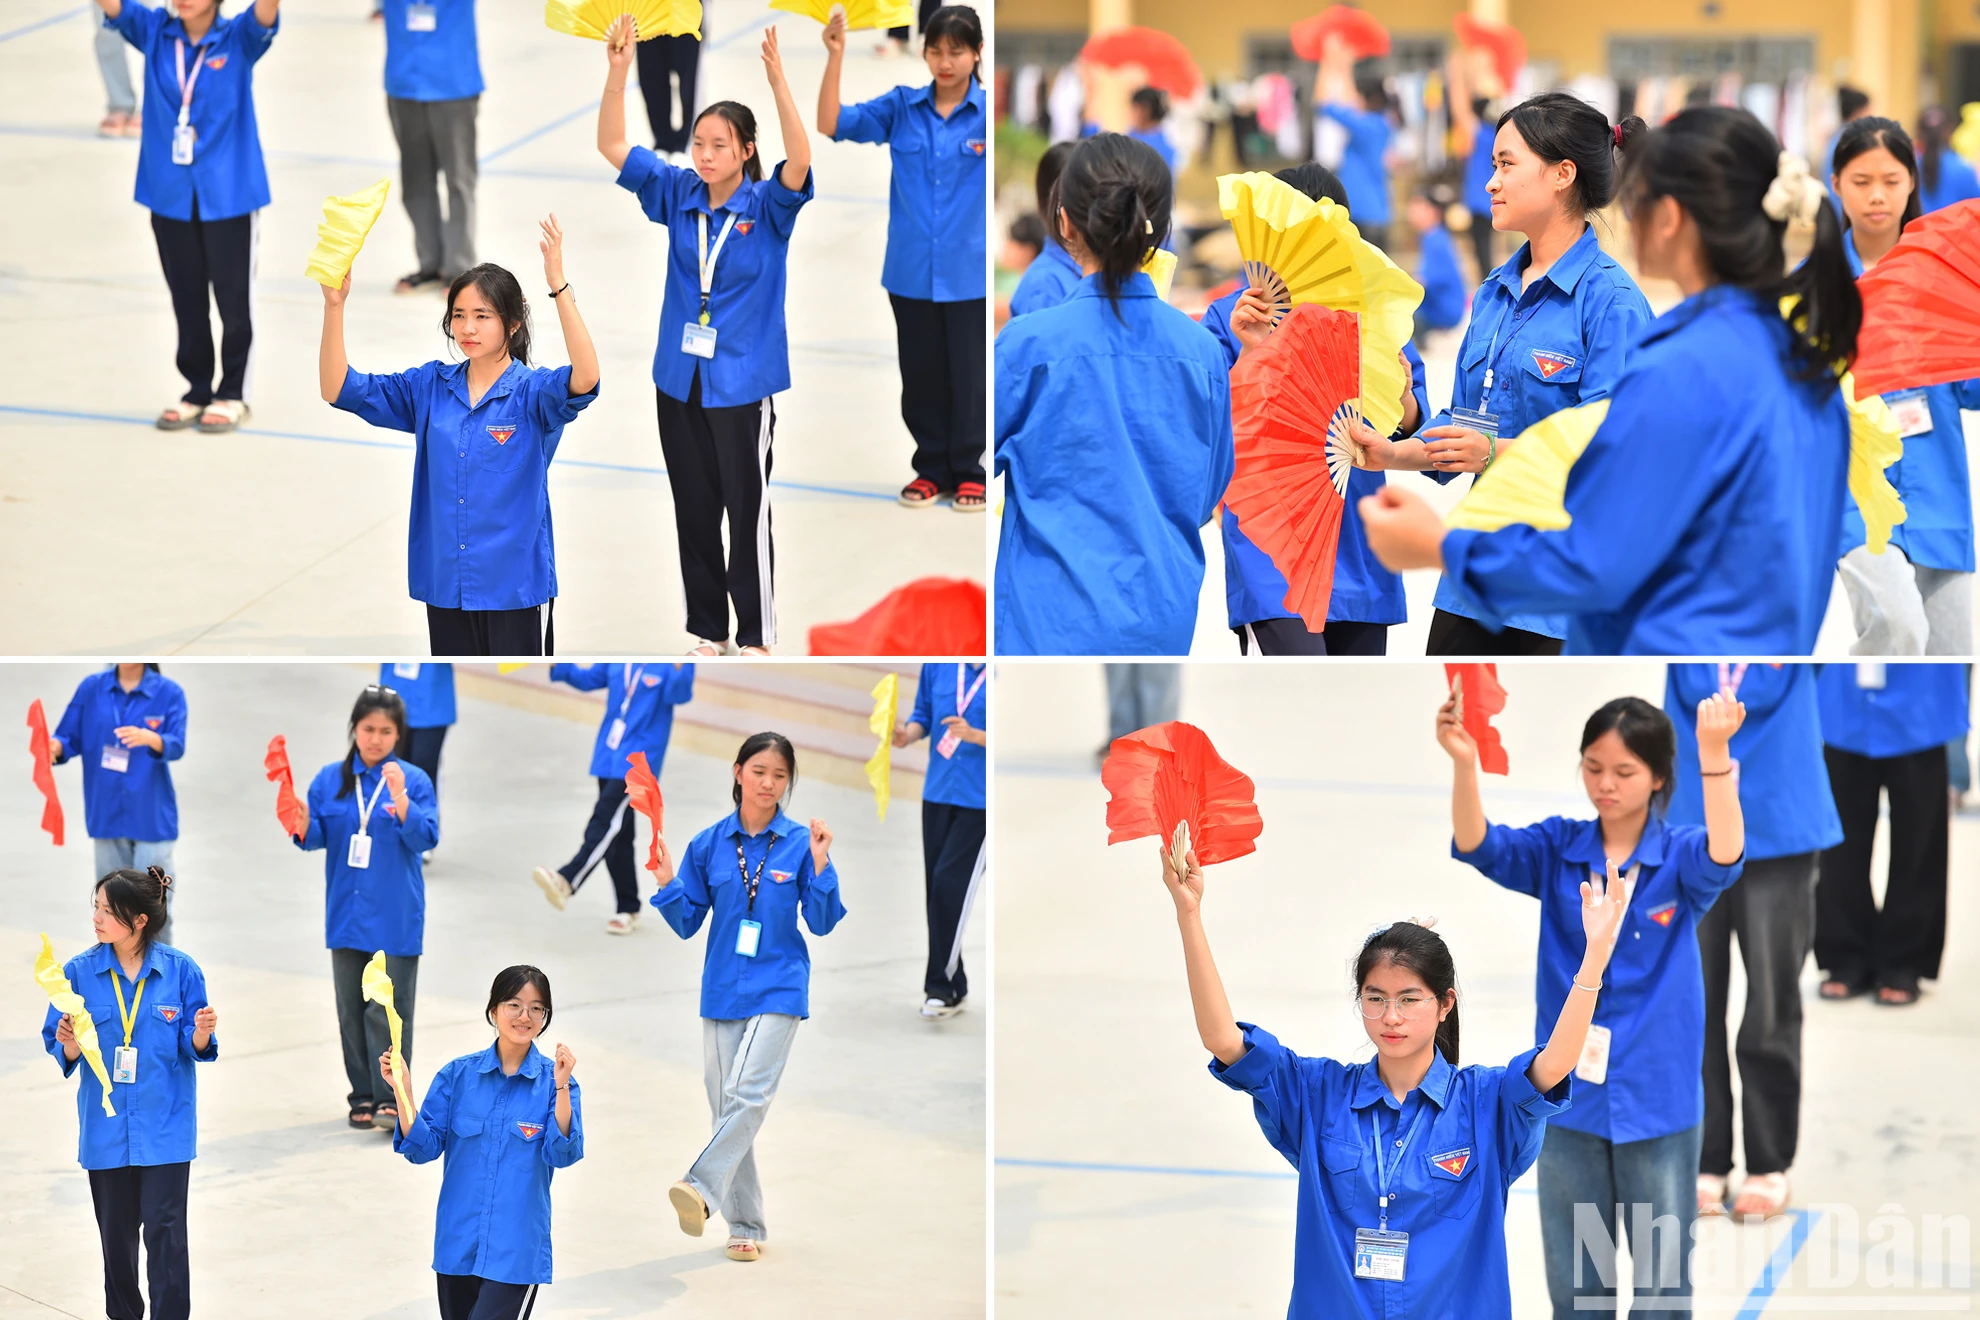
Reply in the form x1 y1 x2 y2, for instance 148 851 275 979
459 544 466 550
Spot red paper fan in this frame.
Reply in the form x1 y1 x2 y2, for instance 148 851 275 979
1223 302 1363 630
265 734 305 838
1102 721 1263 866
1080 26 1202 99
625 750 666 873
27 700 63 846
1291 6 1390 62
1853 200 1980 397
1453 14 1526 93
1444 664 1509 775
808 577 986 656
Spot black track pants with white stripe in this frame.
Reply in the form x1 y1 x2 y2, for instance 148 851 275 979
922 800 986 1002
655 376 777 649
436 1273 539 1320
558 776 639 915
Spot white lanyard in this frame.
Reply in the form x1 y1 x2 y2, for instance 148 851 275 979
954 663 986 717
620 664 647 718
696 211 739 326
174 37 208 129
1717 662 1748 696
356 767 390 838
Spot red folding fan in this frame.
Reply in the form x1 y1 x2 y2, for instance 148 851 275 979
1291 6 1390 62
1444 665 1509 775
1223 303 1364 630
1453 14 1526 93
1852 199 1980 397
1080 26 1202 99
27 700 63 846
809 577 986 656
625 750 666 873
264 734 305 838
1102 721 1263 867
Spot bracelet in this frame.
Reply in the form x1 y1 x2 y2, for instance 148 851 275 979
1483 433 1497 470
550 282 571 299
1572 977 1602 993
555 1083 570 1092
1699 766 1733 777
605 82 626 93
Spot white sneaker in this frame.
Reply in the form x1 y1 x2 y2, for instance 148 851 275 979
421 850 434 865
605 911 637 935
920 996 963 1019
532 866 572 911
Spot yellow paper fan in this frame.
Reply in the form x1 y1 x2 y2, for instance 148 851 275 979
865 673 898 820
304 179 391 289
769 0 914 29
1445 400 1611 533
1142 247 1177 301
545 0 702 41
1217 171 1423 437
1842 371 1906 554
1952 103 1980 166
34 934 115 1116
361 950 405 1063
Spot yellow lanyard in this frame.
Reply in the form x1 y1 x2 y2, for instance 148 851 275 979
112 970 146 1048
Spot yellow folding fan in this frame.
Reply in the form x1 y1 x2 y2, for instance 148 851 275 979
1445 400 1611 533
546 0 703 41
1780 294 1907 553
1142 247 1177 301
769 0 914 29
304 179 390 289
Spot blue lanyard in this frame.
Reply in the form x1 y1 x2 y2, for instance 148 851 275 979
1479 288 1549 405
1367 1098 1433 1231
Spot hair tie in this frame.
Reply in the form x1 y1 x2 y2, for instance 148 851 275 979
1762 150 1827 226
1612 123 1624 149
1144 218 1153 235
147 865 174 892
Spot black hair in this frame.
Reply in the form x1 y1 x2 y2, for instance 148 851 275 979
337 685 410 800
1471 96 1492 121
1839 86 1870 121
1914 106 1950 196
1009 211 1045 252
693 100 764 183
1055 132 1172 314
1354 73 1390 115
922 5 982 83
1498 91 1645 215
1579 696 1676 815
1354 922 1459 1066
1131 86 1170 124
1273 161 1350 209
732 732 798 807
95 867 171 954
1833 116 1923 233
443 264 532 366
1619 106 1860 381
485 965 554 1034
1035 140 1076 229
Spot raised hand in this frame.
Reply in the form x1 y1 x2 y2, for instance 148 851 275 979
1580 858 1633 967
553 1042 576 1087
651 835 676 887
380 760 408 816
822 9 846 54
1695 689 1747 759
540 213 566 291
1436 683 1477 764
1159 845 1205 917
606 13 637 69
761 24 787 87
808 817 833 871
323 269 352 307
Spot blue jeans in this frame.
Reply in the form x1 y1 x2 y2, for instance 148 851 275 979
91 838 176 944
95 21 137 114
1538 1121 1701 1318
1103 664 1181 744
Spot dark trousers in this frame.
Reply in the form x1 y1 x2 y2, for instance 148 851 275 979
922 800 985 1002
1234 617 1388 656
1468 208 1495 278
150 199 255 405
635 32 700 153
1699 851 1819 1177
560 776 640 914
889 294 987 488
330 947 418 1109
89 1162 191 1320
1426 607 1564 656
437 1274 539 1320
887 0 941 41
387 94 478 278
1816 744 1950 988
403 725 449 800
426 603 550 657
655 377 777 648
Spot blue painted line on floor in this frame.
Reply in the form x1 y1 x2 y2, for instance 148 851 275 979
0 4 88 44
1736 1209 1818 1320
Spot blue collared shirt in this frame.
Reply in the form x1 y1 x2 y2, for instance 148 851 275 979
52 669 188 843
1007 241 1082 319
832 81 986 302
380 663 457 728
906 662 986 809
294 756 439 957
1416 225 1467 328
109 4 278 222
43 942 218 1170
1442 285 1851 654
1317 103 1393 224
395 1042 583 1286
1921 152 1980 214
1664 664 1842 861
994 272 1234 654
1211 1028 1568 1320
381 0 482 102
651 809 846 1020
1817 662 1971 758
548 663 696 780
335 359 596 611
1201 280 1426 628
1429 223 1653 638
1454 814 1741 1142
616 146 814 408
1464 120 1495 214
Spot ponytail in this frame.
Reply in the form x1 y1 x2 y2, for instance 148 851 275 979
1354 920 1460 1067
1054 132 1171 316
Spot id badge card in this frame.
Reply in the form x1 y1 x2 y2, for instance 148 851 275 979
681 323 718 359
1576 1022 1612 1086
1353 1228 1408 1281
348 834 373 869
606 718 626 750
735 919 762 957
935 728 961 759
406 1 438 30
101 744 131 773
1856 662 1887 690
1449 405 1501 440
1887 389 1933 438
113 1046 138 1085
393 662 422 680
172 123 195 166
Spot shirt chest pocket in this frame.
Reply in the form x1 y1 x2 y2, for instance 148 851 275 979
472 413 531 473
1518 345 1585 396
1427 1144 1484 1220
1319 1134 1365 1210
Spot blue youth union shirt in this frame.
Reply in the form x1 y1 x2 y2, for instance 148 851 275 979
1921 152 1980 214
1817 662 1972 758
380 663 457 728
1441 286 1851 654
1464 120 1495 214
1317 103 1393 225
1007 241 1082 319
1415 224 1467 328
831 81 986 302
110 4 278 222
43 942 218 1170
335 359 596 611
616 147 813 408
651 809 846 1020
381 0 482 102
548 662 696 779
52 669 188 843
994 272 1234 655
395 1042 582 1286
1664 664 1841 861
907 662 986 810
1211 1028 1568 1320
1428 223 1652 639
294 756 439 957
1454 814 1741 1142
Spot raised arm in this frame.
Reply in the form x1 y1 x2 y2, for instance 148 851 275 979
1528 858 1630 1092
1438 683 1488 852
319 272 351 403
596 15 637 172
254 0 281 28
94 0 123 20
1695 690 1747 865
1162 848 1245 1065
815 12 845 137
539 214 599 395
761 27 811 190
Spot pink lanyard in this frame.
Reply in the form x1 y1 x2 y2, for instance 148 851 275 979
173 37 207 127
954 663 985 718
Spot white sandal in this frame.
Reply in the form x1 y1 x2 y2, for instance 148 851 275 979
1697 1173 1729 1217
687 640 724 657
197 398 250 433
1732 1171 1790 1218
726 1236 760 1262
157 399 203 431
738 645 771 657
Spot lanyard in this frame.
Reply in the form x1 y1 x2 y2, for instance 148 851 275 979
112 969 147 1048
1479 287 1549 403
620 664 647 718
356 767 391 838
174 38 208 129
735 830 780 916
696 211 740 326
954 663 986 717
1367 1099 1433 1231
1717 662 1748 696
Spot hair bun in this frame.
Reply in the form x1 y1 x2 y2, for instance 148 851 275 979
147 865 174 892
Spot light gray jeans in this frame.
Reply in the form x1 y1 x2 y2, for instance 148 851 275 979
91 838 176 944
95 22 137 114
687 1013 800 1242
1839 544 1973 655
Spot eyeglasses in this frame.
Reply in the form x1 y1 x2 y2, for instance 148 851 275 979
1356 992 1439 1019
364 684 400 697
498 1000 547 1023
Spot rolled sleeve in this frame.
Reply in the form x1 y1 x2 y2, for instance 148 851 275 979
110 1 166 46
395 1067 451 1164
157 690 188 761
1673 829 1743 909
907 668 935 737
182 967 218 1062
544 1083 583 1168
832 93 897 144
43 1003 81 1079
398 775 441 854
240 5 280 58
528 364 598 432
1207 1022 1308 1165
1453 821 1551 897
1496 1045 1571 1175
616 145 677 225
651 844 711 938
334 366 421 433
800 857 846 935
761 163 814 239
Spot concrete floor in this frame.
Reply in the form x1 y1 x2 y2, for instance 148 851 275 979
993 661 1980 1318
0 1 984 654
0 662 985 1318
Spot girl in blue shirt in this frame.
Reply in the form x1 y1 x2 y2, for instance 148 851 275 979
600 18 813 656
321 221 602 656
1163 845 1627 1319
1006 141 1079 320
1314 62 1395 251
289 685 439 1130
651 732 844 1262
1445 690 1747 1317
381 662 455 830
1914 105 1980 214
819 5 987 512
1830 118 1980 654
382 965 581 1320
45 867 219 1320
893 662 987 1016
